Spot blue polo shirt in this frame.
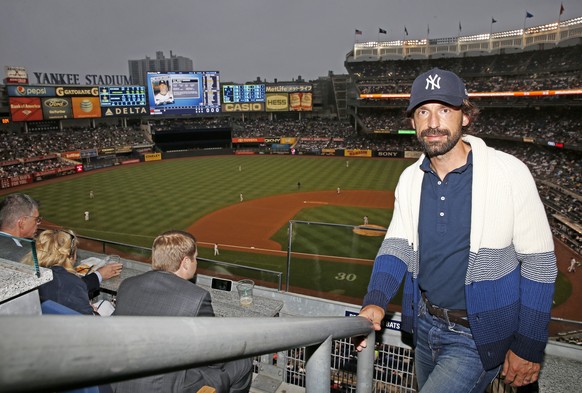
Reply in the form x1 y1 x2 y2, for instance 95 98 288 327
417 151 473 310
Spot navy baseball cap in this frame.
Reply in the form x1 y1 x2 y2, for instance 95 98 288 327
406 68 468 113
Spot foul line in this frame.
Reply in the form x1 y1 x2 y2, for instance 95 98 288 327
199 241 372 263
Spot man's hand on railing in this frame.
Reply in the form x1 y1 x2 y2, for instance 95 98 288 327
355 305 385 352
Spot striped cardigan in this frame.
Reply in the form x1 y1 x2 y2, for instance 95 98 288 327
363 135 557 370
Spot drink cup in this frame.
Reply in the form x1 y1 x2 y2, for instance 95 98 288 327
237 279 254 307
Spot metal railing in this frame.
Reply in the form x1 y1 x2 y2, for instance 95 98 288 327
0 316 374 393
68 232 284 290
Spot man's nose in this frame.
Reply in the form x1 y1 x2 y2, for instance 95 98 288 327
427 112 440 129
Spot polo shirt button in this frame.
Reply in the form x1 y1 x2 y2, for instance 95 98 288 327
439 212 444 217
440 196 445 201
437 181 442 185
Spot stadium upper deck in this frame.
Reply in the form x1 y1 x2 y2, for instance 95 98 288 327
347 16 582 61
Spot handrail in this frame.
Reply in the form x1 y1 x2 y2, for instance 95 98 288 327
0 316 374 393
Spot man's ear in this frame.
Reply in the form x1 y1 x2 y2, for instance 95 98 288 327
179 256 189 271
462 113 470 127
410 118 416 130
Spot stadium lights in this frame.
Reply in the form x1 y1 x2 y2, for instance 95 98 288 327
491 29 522 39
459 34 491 42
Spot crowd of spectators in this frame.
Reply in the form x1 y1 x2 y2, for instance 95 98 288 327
537 182 581 255
357 72 581 95
358 107 581 146
350 44 582 97
0 158 74 179
0 125 150 162
348 45 580 84
150 117 230 132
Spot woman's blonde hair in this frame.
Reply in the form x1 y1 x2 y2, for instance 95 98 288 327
151 230 197 272
24 229 77 273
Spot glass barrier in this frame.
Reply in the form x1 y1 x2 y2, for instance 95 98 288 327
0 232 40 277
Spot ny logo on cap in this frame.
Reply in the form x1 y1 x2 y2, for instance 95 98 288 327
425 74 441 90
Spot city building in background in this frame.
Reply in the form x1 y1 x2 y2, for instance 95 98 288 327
128 51 193 86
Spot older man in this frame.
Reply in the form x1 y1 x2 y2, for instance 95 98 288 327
0 193 121 293
113 230 252 393
0 193 41 262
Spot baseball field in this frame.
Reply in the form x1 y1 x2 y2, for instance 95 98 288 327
1 154 578 315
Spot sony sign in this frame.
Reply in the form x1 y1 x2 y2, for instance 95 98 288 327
32 72 131 86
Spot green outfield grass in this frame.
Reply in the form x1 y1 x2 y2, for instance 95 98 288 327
16 155 410 248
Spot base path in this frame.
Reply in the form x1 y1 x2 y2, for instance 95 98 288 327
187 190 393 251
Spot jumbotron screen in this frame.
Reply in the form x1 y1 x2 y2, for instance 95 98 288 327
147 71 221 116
99 86 147 107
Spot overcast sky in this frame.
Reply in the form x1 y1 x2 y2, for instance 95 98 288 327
1 0 580 84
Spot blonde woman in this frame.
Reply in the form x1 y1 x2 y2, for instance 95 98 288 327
25 229 95 315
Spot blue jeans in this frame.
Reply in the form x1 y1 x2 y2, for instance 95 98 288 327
415 298 500 393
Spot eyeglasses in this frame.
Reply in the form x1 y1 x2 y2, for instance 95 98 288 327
25 215 43 224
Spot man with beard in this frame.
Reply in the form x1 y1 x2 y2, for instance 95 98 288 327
356 68 556 392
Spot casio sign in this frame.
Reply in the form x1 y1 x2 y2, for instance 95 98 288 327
44 98 69 108
224 103 263 112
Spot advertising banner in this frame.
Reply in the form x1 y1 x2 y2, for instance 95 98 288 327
222 103 265 112
9 97 43 122
0 159 20 167
7 85 56 97
404 151 423 159
280 137 297 145
144 153 162 162
80 149 98 159
4 66 28 84
101 106 149 117
0 174 33 189
56 86 99 97
71 97 101 119
42 97 73 119
375 151 403 158
265 93 288 112
321 149 337 156
232 138 265 143
62 151 82 160
345 149 372 157
289 92 312 111
34 169 57 177
266 84 312 93
115 146 133 154
121 159 140 165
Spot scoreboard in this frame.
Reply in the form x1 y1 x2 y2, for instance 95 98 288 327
223 84 265 103
99 86 147 107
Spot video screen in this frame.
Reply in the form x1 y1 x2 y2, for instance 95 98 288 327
222 84 266 103
99 86 147 107
147 71 220 115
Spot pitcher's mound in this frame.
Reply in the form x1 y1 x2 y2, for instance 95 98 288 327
353 224 386 237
